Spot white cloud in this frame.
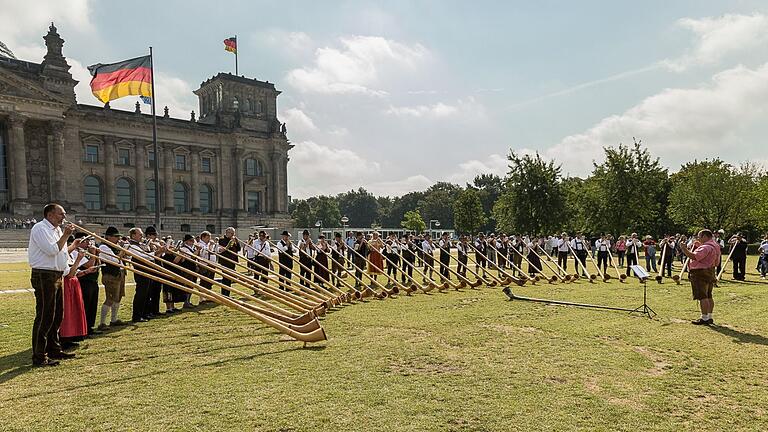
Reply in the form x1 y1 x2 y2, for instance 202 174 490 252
385 102 458 118
285 35 428 96
536 63 768 177
446 154 508 184
280 107 317 140
0 0 94 43
665 13 768 71
255 29 313 56
366 175 434 197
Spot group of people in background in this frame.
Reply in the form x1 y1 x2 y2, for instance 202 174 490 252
2 217 38 229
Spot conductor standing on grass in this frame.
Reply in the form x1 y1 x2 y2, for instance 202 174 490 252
28 204 81 366
680 229 721 325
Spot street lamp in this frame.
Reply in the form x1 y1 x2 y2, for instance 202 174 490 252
429 219 440 239
315 219 322 237
341 216 349 237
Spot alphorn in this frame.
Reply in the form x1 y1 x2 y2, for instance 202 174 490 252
655 240 668 283
584 245 607 282
428 243 465 290
378 244 425 294
206 249 330 312
344 240 403 296
440 244 484 288
524 244 563 283
463 244 509 287
493 243 536 284
241 238 356 303
467 243 523 286
71 225 326 343
283 238 356 300
717 240 737 282
606 248 626 282
95 247 320 330
567 241 594 282
411 244 454 291
507 241 548 282
538 246 573 282
310 239 404 296
673 257 690 285
392 243 438 293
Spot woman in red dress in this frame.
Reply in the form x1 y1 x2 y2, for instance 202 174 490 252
60 249 90 346
368 232 385 281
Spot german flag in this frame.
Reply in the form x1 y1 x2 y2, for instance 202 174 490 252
224 37 237 54
87 55 152 104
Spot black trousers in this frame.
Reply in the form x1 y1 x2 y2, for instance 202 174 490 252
199 269 214 290
401 258 414 283
475 253 486 268
253 256 270 282
625 253 637 276
388 254 399 278
79 277 99 331
617 250 625 266
132 274 151 321
458 254 467 277
663 258 673 277
146 278 161 315
220 262 236 296
557 251 569 272
733 256 747 280
597 251 609 274
299 257 313 287
31 269 64 363
279 256 293 288
576 251 587 275
440 253 450 278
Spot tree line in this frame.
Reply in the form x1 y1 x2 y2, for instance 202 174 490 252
290 142 768 240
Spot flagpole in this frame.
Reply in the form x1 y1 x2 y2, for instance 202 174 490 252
235 35 238 75
149 46 161 230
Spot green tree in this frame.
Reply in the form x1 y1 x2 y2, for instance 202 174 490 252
471 174 503 232
291 200 314 227
493 151 565 234
337 187 379 228
453 188 487 234
314 195 342 228
401 210 426 233
668 159 757 232
417 182 462 229
588 142 668 236
382 191 425 227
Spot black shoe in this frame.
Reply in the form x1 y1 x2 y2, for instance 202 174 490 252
110 320 126 327
132 318 148 323
49 352 76 360
691 318 711 325
61 341 79 351
33 358 60 367
88 328 103 336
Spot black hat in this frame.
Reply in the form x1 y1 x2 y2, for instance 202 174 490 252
105 226 120 237
145 226 158 236
183 234 194 242
302 229 310 236
281 230 290 237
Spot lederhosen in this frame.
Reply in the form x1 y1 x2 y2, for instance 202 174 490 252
596 241 609 274
625 241 639 276
387 243 400 278
129 241 153 321
252 241 270 282
422 242 435 269
331 241 345 285
353 240 368 282
278 240 294 287
218 237 241 296
401 242 416 283
475 240 487 267
457 243 468 277
314 244 330 285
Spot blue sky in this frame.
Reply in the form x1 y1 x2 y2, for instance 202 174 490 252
3 0 768 197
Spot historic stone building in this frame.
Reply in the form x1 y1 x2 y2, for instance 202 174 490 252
0 24 292 234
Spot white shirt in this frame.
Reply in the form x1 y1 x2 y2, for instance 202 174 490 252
28 219 68 271
571 238 586 251
557 238 570 252
251 238 271 257
197 240 215 262
439 239 451 250
595 239 610 252
126 240 154 262
422 240 435 253
246 239 257 258
98 244 121 265
70 249 88 269
626 239 642 254
457 242 468 255
276 239 294 255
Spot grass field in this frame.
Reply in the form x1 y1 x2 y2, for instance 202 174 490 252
1 256 768 431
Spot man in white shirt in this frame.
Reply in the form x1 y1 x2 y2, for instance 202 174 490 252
97 226 127 329
595 234 611 275
28 204 80 366
625 233 643 276
196 231 216 293
556 233 570 275
571 234 588 277
251 230 272 282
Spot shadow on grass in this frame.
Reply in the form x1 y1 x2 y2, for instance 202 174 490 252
2 369 163 402
709 325 768 346
200 345 311 367
0 348 33 385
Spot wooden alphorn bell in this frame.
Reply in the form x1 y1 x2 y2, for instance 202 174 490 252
538 245 573 282
466 242 522 286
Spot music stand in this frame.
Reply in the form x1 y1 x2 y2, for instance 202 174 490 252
630 265 656 319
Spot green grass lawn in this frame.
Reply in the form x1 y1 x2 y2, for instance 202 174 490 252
1 257 767 431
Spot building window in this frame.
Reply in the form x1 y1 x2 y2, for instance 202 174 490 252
200 184 213 214
256 100 263 113
85 144 99 163
123 222 135 228
115 178 134 211
174 182 189 213
245 158 262 176
247 191 261 214
175 154 186 170
83 176 102 210
146 180 159 212
206 224 216 232
117 148 130 166
147 150 156 168
180 223 191 232
201 156 212 173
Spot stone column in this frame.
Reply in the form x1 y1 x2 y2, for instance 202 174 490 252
279 154 288 213
233 147 244 216
270 152 281 214
103 136 117 212
7 115 29 213
163 146 175 214
135 141 147 213
50 121 67 203
191 148 200 213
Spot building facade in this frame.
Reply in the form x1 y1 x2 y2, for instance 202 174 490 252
0 24 292 234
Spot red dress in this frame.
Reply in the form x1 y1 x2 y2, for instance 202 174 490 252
60 276 88 338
